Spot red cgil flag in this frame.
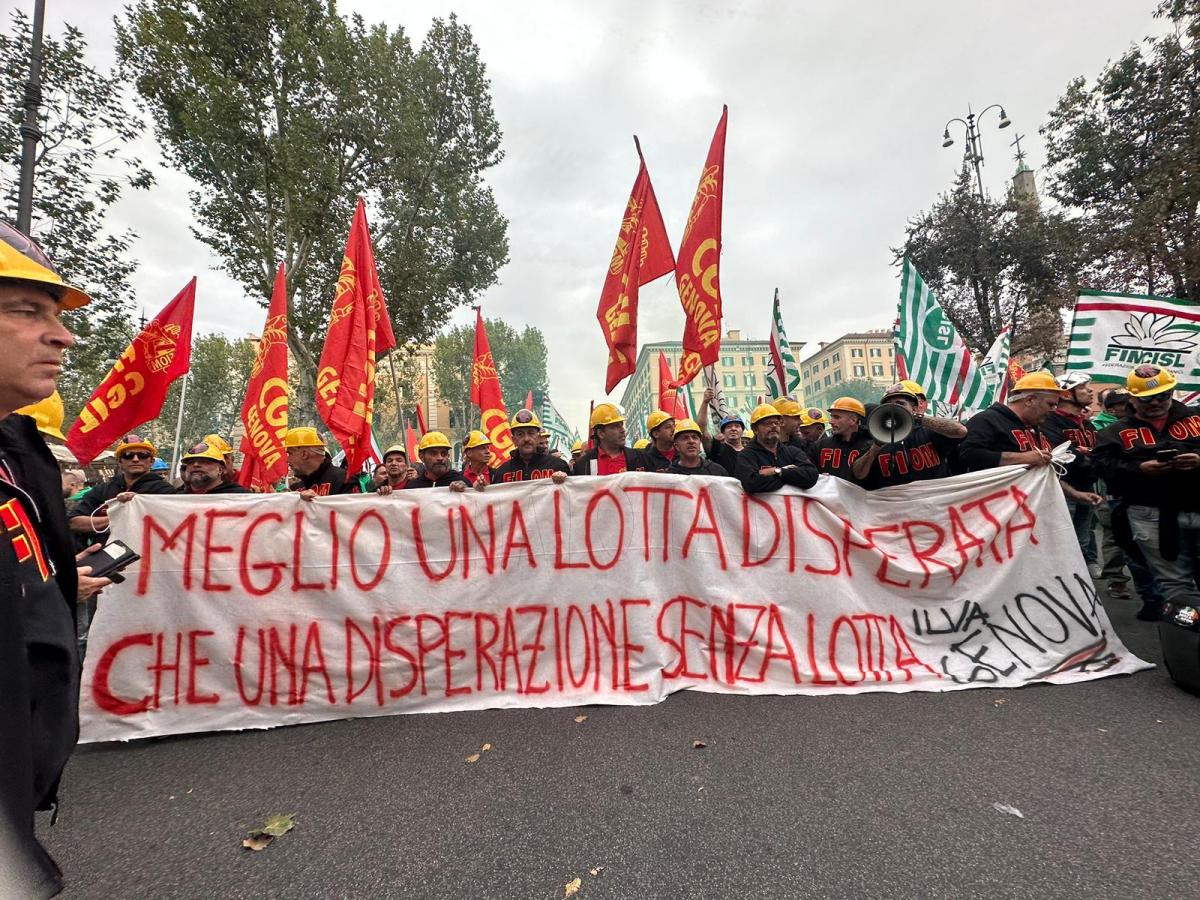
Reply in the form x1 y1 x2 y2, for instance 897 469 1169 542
316 198 395 475
657 351 686 420
66 278 196 466
237 264 290 490
597 137 675 394
471 310 515 466
671 106 728 389
404 417 419 462
415 403 428 435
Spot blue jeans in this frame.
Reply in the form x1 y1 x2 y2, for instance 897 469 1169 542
1065 498 1098 565
1127 506 1200 606
1097 500 1164 602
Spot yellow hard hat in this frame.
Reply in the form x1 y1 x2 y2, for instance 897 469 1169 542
673 418 702 438
114 433 157 457
898 379 927 398
828 397 866 417
0 221 91 309
772 397 803 417
1011 371 1065 395
181 440 226 464
646 410 675 433
800 406 830 426
15 390 66 441
881 383 921 404
1126 364 1178 398
463 429 491 450
633 438 650 449
750 403 782 425
510 408 542 431
590 402 625 429
202 433 233 455
417 431 452 452
571 440 583 453
382 443 407 460
284 426 326 449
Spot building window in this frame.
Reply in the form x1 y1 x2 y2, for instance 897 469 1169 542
869 347 882 357
822 359 829 370
722 356 733 367
723 374 736 388
824 375 832 387
742 356 753 366
833 370 842 383
872 365 884 377
851 348 863 358
853 365 865 377
744 373 756 387
761 355 771 366
832 352 840 363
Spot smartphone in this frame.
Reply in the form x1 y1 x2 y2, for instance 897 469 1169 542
79 539 141 582
1156 447 1180 463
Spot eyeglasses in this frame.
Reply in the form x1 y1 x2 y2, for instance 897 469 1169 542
120 451 153 461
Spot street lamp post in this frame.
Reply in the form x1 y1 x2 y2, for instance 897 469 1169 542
940 103 1011 200
16 0 47 233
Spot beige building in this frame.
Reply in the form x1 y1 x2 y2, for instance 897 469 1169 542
798 330 897 407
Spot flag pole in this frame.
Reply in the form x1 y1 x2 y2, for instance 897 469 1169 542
170 372 189 479
386 351 403 439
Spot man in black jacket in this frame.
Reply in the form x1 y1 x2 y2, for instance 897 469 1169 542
958 371 1060 472
0 221 110 897
1041 373 1103 565
493 409 570 484
572 403 652 475
285 427 350 497
406 431 468 489
1092 365 1200 619
642 410 676 472
735 403 819 494
666 418 730 477
810 397 875 485
177 442 251 495
70 433 179 544
858 385 966 489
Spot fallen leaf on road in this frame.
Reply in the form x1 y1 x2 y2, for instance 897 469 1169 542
242 813 297 852
692 740 707 749
242 835 272 852
1097 728 1108 733
574 715 588 723
564 877 582 896
589 866 604 877
481 743 493 752
993 698 1006 707
992 802 1024 819
466 753 481 763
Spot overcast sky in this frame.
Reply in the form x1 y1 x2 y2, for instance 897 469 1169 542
47 0 1167 432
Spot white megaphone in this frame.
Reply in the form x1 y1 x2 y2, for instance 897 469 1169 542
867 403 914 444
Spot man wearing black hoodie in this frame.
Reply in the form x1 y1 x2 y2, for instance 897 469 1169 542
735 403 819 494
70 433 177 544
958 371 1060 472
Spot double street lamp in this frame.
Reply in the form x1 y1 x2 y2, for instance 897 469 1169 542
941 103 1011 200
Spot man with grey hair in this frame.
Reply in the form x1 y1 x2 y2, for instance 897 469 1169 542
959 371 1061 471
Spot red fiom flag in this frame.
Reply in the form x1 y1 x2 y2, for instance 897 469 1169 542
672 106 728 388
316 198 395 475
471 310 514 467
597 138 675 393
237 264 289 490
66 278 196 466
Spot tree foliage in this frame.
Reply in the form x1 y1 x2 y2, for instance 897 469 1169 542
115 0 509 418
0 10 153 419
1042 0 1200 298
431 318 548 436
807 378 881 411
898 163 1082 359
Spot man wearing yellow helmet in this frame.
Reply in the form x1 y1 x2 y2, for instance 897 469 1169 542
666 419 730 477
493 409 569 484
810 397 875 484
460 430 494 488
376 444 417 494
735 403 819 494
70 432 177 541
573 402 651 476
960 371 1059 472
860 384 966 489
284 427 350 497
772 397 804 448
177 441 251 495
0 220 110 895
1093 365 1200 620
569 440 584 467
643 410 677 472
406 431 467 489
1042 374 1103 566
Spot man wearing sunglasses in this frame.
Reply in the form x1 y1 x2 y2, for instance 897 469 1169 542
69 433 176 546
1093 365 1200 621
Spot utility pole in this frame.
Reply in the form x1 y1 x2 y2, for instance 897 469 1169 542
16 0 47 233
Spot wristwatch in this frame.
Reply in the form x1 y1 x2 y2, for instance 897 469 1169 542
774 467 782 476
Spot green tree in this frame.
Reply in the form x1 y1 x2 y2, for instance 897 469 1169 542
808 379 880 411
116 0 509 417
0 10 153 418
145 332 258 462
431 317 548 437
1042 0 1200 298
898 162 1083 359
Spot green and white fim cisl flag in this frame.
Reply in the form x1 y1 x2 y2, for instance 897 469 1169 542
764 288 802 400
1067 290 1200 390
897 258 989 413
540 393 576 452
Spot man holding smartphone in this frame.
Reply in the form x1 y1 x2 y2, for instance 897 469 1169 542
1093 365 1200 620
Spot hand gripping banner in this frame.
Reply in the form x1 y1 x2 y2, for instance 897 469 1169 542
80 465 1151 742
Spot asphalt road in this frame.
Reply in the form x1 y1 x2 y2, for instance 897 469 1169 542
41 592 1200 900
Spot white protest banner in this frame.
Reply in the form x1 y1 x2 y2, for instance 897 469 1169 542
80 467 1151 743
1067 290 1200 390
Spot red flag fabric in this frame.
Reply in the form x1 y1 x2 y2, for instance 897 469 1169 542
597 140 675 393
657 351 686 420
404 418 419 463
471 310 515 467
671 106 728 388
66 278 196 466
415 403 428 435
316 198 395 475
523 390 533 411
237 264 290 490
